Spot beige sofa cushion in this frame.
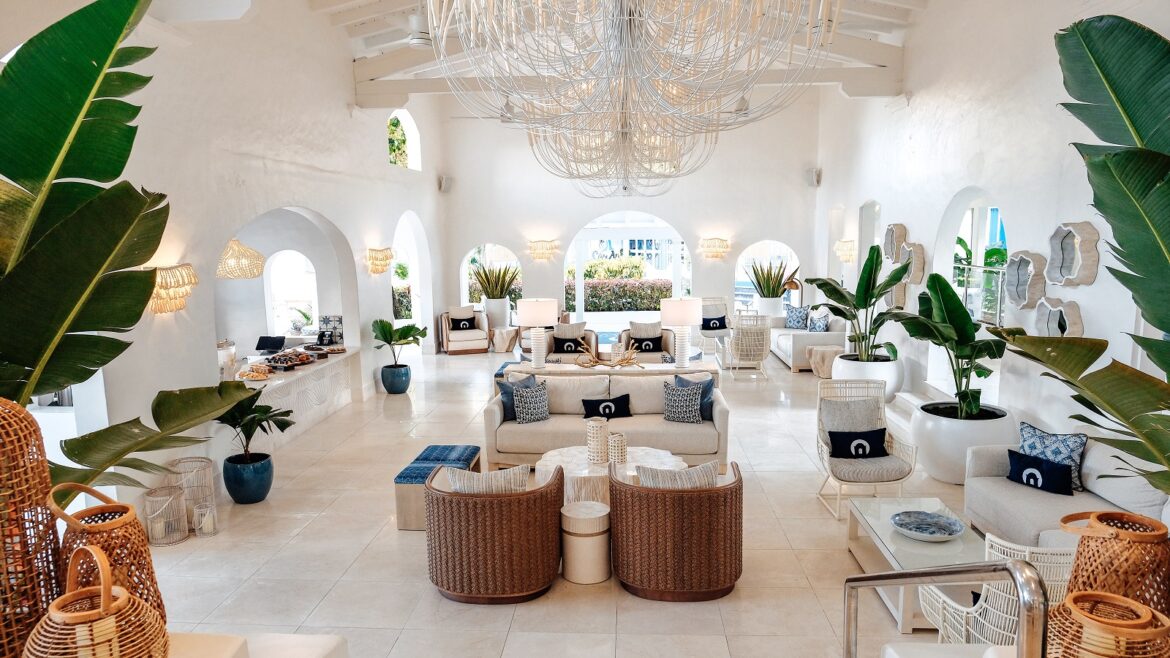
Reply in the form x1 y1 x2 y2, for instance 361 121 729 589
449 329 487 342
553 322 587 339
509 374 609 415
629 320 662 339
610 376 672 415
965 475 1123 546
1081 441 1169 520
448 305 475 319
496 414 719 456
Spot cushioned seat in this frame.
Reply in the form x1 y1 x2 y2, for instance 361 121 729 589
964 476 1123 546
496 414 719 456
449 328 487 341
827 455 913 483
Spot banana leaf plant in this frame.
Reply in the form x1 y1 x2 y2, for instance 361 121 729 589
805 245 911 362
987 15 1170 494
0 0 252 501
888 274 1006 419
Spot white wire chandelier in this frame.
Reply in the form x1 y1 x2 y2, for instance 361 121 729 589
429 0 841 195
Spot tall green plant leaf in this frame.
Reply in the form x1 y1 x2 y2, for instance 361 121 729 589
853 245 881 308
1056 15 1170 154
0 0 153 273
50 382 255 506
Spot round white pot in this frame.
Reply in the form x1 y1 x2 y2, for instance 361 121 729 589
483 297 510 330
831 355 903 403
911 402 1016 485
757 296 784 318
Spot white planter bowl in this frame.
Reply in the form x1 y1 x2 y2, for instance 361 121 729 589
831 355 904 403
911 402 1016 484
757 297 784 318
483 297 510 330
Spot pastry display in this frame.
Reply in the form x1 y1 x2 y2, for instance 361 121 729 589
249 363 273 375
325 345 346 354
237 370 269 381
303 344 326 352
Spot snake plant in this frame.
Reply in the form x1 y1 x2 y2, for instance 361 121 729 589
472 263 521 299
746 260 800 298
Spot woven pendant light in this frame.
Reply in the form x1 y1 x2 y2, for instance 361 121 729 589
149 263 199 313
0 399 62 655
216 239 265 279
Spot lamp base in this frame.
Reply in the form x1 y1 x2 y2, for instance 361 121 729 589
674 326 691 368
531 327 548 369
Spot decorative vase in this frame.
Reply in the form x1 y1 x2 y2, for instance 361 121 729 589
0 399 62 655
831 354 904 403
381 364 411 394
484 297 510 330
586 417 609 464
757 296 784 318
223 453 274 504
608 433 628 464
911 402 1015 484
1061 511 1170 616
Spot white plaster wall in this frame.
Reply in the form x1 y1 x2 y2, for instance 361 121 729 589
811 0 1169 428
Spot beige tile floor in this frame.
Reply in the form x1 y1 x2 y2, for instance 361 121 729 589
157 350 962 657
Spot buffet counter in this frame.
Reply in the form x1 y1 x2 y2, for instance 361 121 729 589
240 348 359 452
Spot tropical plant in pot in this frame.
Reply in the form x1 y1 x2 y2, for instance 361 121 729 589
747 260 800 317
373 319 428 393
888 274 1013 484
216 392 294 504
472 263 520 329
805 245 911 402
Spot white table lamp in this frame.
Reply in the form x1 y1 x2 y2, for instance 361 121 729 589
660 297 702 368
517 298 559 368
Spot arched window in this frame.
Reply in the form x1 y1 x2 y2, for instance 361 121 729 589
389 109 422 171
460 243 522 307
952 205 1008 325
734 240 801 312
263 250 319 335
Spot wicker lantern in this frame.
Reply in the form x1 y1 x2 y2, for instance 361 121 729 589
0 399 62 656
148 263 198 314
216 238 265 279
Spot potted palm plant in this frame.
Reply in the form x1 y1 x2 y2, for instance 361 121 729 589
888 274 1013 483
805 245 911 402
472 263 520 329
216 392 295 504
373 319 428 393
747 260 800 317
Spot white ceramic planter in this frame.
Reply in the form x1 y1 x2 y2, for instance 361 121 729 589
757 296 784 318
831 355 904 403
911 402 1016 485
483 297 510 330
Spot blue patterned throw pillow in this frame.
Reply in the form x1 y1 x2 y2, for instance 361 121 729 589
514 382 550 424
1018 422 1088 491
808 313 830 332
497 375 536 422
784 304 810 329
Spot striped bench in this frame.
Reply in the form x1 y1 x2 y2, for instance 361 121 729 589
394 444 481 530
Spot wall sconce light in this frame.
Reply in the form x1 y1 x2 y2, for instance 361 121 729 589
833 239 857 264
367 247 394 274
698 238 731 260
528 240 559 261
216 238 265 279
150 263 199 314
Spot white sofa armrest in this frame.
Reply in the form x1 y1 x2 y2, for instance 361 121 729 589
713 389 730 465
966 445 1013 479
484 396 505 469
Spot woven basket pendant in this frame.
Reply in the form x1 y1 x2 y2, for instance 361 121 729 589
1062 511 1170 616
0 399 62 657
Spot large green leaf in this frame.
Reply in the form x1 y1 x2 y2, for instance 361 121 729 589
924 273 977 345
0 0 153 273
804 277 856 310
50 382 255 506
1056 15 1170 154
853 245 881 308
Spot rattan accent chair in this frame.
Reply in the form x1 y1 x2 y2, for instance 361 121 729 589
424 466 564 604
608 462 743 602
723 313 770 379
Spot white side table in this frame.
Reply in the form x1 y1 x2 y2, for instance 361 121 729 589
535 446 686 504
561 501 611 585
492 327 519 353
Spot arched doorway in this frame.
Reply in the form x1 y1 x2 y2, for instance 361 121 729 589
734 240 801 313
563 211 691 345
459 243 522 307
263 250 319 335
391 211 433 338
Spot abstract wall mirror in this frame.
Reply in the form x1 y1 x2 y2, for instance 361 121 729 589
1005 250 1047 309
1035 297 1083 338
1045 221 1099 287
882 223 908 261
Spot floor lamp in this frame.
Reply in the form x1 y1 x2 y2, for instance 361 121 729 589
517 298 558 368
661 297 702 369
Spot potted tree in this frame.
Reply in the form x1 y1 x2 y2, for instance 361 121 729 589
216 392 295 504
373 319 428 393
747 260 800 318
889 274 1013 483
472 263 520 329
805 245 911 402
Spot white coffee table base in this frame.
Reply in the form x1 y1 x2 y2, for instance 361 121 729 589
535 446 686 504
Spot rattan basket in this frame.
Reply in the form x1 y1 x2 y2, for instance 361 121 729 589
1047 591 1170 657
47 483 167 622
22 546 168 658
1062 511 1170 616
0 399 62 657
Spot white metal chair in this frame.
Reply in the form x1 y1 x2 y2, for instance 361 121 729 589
722 314 769 379
699 296 731 357
815 379 916 518
919 535 1074 646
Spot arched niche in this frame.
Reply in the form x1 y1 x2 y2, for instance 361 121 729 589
859 201 882 252
390 109 422 171
733 240 801 313
263 250 319 335
460 243 522 307
391 210 434 335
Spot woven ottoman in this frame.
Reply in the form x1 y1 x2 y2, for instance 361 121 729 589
395 445 481 530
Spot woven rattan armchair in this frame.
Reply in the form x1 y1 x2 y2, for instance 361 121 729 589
424 466 563 604
723 314 770 378
608 462 743 602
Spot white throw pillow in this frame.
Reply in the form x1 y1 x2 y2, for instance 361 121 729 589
448 305 474 320
636 460 719 490
553 322 587 339
629 321 662 339
447 464 530 494
1080 440 1170 519
610 376 672 415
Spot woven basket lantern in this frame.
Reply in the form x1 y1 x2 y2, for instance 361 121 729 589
22 546 168 658
1062 512 1170 616
1047 591 1170 658
48 483 167 622
0 399 62 657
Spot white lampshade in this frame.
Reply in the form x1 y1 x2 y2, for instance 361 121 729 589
516 298 558 327
660 297 702 327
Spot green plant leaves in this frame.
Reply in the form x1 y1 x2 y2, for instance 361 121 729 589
747 260 799 298
472 264 521 299
853 245 881 308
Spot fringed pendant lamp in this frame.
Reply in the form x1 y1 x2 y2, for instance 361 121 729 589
149 263 199 313
216 239 265 279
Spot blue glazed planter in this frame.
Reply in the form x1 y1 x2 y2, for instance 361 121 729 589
223 453 274 504
381 364 411 394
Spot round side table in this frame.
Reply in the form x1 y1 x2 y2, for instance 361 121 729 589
561 501 611 585
535 446 686 504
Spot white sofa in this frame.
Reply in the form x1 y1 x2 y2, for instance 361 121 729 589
965 442 1170 548
768 315 848 372
485 372 728 469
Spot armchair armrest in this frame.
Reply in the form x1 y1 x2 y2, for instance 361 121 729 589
888 435 917 467
966 445 1013 479
712 389 730 464
485 395 504 430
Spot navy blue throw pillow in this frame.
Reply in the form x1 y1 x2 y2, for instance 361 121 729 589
1007 450 1073 496
702 316 728 331
582 394 632 420
674 375 714 421
828 428 889 459
497 375 536 422
630 335 663 352
449 315 475 331
553 337 584 354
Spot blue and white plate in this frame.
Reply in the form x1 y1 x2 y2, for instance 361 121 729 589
890 511 966 543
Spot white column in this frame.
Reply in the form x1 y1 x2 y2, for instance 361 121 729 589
574 239 587 322
671 239 682 296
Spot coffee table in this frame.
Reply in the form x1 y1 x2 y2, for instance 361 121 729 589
847 497 985 633
535 446 686 504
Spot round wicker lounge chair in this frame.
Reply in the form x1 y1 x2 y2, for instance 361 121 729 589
424 466 564 604
608 462 744 602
